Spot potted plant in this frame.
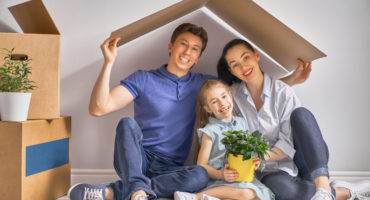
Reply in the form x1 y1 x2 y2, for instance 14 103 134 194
221 130 271 182
0 48 36 121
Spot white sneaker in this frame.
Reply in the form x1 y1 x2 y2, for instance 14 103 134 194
311 188 335 200
174 191 197 200
201 194 220 200
332 180 370 200
134 194 148 200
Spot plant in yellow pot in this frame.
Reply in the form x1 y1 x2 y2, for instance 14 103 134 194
221 130 271 182
0 48 36 121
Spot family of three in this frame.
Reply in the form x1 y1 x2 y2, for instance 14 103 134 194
68 23 370 200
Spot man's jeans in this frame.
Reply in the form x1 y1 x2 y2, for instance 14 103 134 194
109 117 209 200
257 107 335 200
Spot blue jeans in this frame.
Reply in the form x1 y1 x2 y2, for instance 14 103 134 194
256 107 336 200
109 117 209 200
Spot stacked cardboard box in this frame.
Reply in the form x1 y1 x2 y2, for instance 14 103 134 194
0 117 71 200
0 0 60 119
0 1 71 199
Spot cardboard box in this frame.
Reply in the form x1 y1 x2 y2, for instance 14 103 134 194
0 0 60 119
0 116 71 200
110 0 326 72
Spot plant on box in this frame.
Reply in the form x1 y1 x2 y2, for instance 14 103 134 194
221 130 271 182
0 48 37 121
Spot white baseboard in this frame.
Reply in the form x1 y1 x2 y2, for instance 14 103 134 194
71 169 120 185
329 171 370 182
71 169 370 185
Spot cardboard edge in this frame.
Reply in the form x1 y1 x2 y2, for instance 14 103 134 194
0 122 22 199
205 0 326 71
200 7 289 79
111 0 210 46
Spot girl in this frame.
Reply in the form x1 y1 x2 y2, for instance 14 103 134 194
174 80 274 200
217 39 370 200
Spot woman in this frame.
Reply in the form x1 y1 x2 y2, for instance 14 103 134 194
216 39 369 200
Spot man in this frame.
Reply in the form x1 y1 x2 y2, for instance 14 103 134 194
68 23 310 200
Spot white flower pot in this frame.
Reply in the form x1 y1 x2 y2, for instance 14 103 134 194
0 92 32 122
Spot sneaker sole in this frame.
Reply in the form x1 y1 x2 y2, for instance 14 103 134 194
174 191 185 200
332 180 370 191
67 183 82 198
174 192 180 200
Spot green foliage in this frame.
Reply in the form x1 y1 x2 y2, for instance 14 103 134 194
221 130 271 171
0 48 36 92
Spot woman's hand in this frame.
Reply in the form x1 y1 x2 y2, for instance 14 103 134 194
252 158 261 170
100 37 120 64
264 147 287 162
291 58 312 85
282 58 312 86
222 164 239 182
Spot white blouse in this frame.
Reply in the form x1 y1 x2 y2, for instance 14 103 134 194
230 74 301 177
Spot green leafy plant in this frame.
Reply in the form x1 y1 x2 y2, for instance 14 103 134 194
221 130 271 171
0 48 36 92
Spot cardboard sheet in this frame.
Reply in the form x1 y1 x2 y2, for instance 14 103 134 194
110 0 326 71
111 0 209 46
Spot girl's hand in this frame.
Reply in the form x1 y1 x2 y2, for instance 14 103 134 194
252 158 261 170
222 164 239 182
100 37 120 64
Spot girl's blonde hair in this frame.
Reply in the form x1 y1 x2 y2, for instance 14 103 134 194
195 79 231 130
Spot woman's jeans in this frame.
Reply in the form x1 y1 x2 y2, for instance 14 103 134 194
257 107 335 200
108 117 209 200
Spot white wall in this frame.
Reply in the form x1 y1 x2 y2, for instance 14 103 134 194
1 0 369 173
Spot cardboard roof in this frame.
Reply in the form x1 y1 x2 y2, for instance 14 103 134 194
8 0 59 35
111 0 326 72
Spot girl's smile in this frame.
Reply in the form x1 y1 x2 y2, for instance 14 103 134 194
203 85 233 123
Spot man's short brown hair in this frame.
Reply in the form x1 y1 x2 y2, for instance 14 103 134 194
170 23 208 54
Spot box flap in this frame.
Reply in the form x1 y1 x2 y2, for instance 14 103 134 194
205 0 326 71
8 0 59 35
111 0 209 46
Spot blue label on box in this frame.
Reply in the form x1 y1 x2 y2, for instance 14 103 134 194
26 138 69 176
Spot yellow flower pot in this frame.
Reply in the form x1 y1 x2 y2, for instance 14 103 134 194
228 154 255 182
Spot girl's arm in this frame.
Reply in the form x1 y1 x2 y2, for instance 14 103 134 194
197 134 223 179
197 134 238 182
193 134 200 164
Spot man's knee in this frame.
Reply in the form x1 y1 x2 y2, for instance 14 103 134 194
116 117 141 140
117 117 137 128
194 165 209 185
185 166 209 192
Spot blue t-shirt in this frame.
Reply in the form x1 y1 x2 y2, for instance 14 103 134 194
121 64 215 164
